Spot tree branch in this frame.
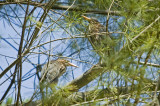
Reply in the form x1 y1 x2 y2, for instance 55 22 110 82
0 1 120 15
66 64 104 91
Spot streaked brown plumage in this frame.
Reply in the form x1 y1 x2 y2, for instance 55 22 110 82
41 59 78 84
82 15 112 56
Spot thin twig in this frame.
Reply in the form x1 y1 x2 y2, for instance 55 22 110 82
131 15 160 42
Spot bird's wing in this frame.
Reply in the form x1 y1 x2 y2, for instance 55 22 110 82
99 24 106 33
41 64 48 81
41 62 59 83
41 61 67 84
46 62 64 83
46 68 60 83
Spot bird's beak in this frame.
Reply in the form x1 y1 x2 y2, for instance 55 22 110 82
82 15 91 21
68 62 78 68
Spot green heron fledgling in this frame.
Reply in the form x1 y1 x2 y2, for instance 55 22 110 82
82 15 112 56
41 59 78 84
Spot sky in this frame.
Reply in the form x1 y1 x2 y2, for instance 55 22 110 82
0 3 106 103
0 4 128 102
1 2 159 105
0 5 87 102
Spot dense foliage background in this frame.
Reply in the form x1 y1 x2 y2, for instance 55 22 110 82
0 0 160 105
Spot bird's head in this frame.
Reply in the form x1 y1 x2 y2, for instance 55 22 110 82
57 59 78 67
82 15 99 24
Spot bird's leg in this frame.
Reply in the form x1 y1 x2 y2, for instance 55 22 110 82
39 82 45 105
49 83 57 93
46 86 48 97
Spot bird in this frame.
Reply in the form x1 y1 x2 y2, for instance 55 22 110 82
41 59 78 85
39 59 78 104
82 15 113 56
